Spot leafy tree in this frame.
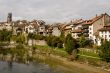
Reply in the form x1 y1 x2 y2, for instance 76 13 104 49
64 34 78 54
99 40 110 62
46 36 63 48
46 35 54 47
16 34 26 44
0 29 12 42
79 36 91 48
28 33 45 40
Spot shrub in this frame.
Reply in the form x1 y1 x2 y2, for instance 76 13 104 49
46 36 63 48
79 36 92 48
99 40 110 62
64 34 78 54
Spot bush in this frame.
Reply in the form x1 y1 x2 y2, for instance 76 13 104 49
64 34 78 54
46 36 63 48
99 40 110 62
0 29 12 42
79 36 92 48
57 43 63 48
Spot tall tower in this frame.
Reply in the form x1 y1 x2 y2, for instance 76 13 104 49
7 13 12 23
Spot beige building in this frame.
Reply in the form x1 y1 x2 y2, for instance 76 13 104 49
94 25 110 46
82 13 110 44
71 19 84 39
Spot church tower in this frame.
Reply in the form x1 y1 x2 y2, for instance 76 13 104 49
7 13 12 23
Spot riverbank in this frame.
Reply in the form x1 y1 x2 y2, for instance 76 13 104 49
0 44 109 73
33 52 109 73
32 45 110 73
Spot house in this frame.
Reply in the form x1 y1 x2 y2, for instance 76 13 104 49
82 13 110 44
94 25 110 45
37 20 46 36
45 25 53 36
13 20 28 35
45 23 62 36
52 25 61 36
71 19 84 39
25 24 35 33
61 23 72 37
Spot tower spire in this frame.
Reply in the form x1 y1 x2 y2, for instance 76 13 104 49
7 13 12 23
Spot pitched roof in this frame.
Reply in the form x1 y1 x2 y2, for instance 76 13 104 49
72 29 82 33
71 19 85 25
83 13 110 25
98 28 110 31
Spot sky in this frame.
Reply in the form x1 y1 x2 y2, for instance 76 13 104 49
0 0 110 23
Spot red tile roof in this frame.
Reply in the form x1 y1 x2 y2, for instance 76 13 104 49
83 13 109 25
98 27 110 31
72 29 82 33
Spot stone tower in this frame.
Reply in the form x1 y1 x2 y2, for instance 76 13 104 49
7 13 12 23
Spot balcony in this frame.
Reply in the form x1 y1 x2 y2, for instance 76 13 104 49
82 25 89 29
83 29 89 33
83 33 89 37
77 33 82 37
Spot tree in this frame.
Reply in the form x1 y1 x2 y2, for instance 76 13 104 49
79 36 91 48
46 35 54 47
99 40 110 62
16 34 26 44
0 29 12 42
64 34 77 54
46 36 63 48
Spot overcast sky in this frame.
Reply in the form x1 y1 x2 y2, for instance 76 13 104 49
0 0 110 23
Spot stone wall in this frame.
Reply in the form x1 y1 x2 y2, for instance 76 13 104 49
28 39 47 46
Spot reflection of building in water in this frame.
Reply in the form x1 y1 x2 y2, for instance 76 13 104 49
7 61 13 70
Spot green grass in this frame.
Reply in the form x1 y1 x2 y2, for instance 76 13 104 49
33 45 69 57
78 50 99 57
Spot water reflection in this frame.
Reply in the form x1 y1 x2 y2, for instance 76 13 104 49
0 61 65 73
7 61 13 70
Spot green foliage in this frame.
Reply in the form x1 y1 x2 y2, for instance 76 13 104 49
46 35 54 46
46 36 63 48
15 44 26 56
64 34 78 54
79 36 92 48
28 33 45 40
99 40 110 62
57 43 63 48
16 34 26 44
0 29 12 42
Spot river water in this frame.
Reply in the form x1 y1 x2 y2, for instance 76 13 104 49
0 60 102 73
0 61 72 73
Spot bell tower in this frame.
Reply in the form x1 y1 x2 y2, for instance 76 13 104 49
7 13 12 23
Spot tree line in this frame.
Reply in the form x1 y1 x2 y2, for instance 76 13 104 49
0 29 109 62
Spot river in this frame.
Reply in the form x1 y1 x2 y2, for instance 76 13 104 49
0 60 103 73
0 61 75 73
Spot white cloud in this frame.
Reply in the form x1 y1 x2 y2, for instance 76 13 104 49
0 0 110 23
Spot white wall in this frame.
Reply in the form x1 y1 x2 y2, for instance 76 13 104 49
52 27 61 36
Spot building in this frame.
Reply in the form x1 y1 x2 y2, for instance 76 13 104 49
71 19 84 39
82 13 110 44
94 25 110 45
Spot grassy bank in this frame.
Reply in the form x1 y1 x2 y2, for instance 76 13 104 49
32 45 110 72
33 45 69 57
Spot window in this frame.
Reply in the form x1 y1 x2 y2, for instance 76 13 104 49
105 35 107 39
78 27 81 29
90 36 92 38
101 31 103 34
